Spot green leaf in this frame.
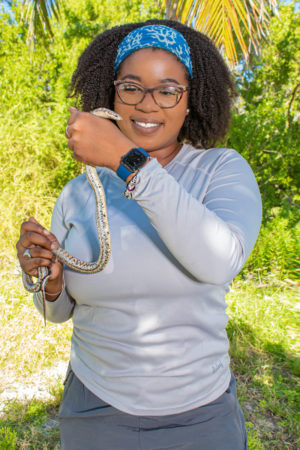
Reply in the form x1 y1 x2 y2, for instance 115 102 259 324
163 0 279 67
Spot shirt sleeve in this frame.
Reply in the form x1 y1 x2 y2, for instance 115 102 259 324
131 150 262 285
33 188 75 323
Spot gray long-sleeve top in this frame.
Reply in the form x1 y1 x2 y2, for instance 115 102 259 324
34 144 262 415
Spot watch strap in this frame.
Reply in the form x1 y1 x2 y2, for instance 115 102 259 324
132 147 149 158
117 164 132 181
117 147 149 181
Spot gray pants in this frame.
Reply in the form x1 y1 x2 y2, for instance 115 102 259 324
59 367 248 450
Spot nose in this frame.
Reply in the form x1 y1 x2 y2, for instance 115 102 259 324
135 91 159 113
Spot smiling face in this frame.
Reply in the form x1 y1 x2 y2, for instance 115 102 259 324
114 48 189 164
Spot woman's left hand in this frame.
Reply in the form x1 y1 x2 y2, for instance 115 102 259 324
66 107 134 171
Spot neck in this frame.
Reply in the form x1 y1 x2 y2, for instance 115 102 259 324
152 142 183 167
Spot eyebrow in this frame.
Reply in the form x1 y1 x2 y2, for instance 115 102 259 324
120 74 181 85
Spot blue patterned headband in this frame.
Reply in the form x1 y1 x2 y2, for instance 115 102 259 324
114 25 193 78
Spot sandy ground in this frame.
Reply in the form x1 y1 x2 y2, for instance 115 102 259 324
0 360 68 414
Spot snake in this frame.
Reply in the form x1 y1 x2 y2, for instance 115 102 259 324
22 108 122 325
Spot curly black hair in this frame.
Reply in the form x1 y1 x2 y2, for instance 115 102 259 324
69 19 237 148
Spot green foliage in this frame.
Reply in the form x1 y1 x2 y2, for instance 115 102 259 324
228 4 299 215
0 427 17 449
238 209 299 280
245 423 264 450
225 4 300 280
1 398 60 449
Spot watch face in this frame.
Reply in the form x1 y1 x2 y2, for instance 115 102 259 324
122 148 148 172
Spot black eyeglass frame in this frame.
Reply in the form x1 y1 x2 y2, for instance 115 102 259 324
114 80 189 109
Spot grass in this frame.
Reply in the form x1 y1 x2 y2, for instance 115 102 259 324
0 398 61 449
0 263 298 449
0 268 71 449
227 277 299 449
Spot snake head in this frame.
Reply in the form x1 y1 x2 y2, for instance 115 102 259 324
92 108 122 121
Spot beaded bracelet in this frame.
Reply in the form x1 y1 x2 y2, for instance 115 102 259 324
124 171 139 199
123 157 151 199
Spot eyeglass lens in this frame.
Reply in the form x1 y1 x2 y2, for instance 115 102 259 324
116 82 184 108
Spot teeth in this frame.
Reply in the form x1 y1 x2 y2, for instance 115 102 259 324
135 121 159 128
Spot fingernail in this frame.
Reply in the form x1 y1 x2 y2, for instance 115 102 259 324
51 243 56 249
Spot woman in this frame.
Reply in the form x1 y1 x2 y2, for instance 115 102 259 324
17 19 262 449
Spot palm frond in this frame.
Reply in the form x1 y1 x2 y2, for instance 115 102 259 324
21 0 61 42
163 0 279 66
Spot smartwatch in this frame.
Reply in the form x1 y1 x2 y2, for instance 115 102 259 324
117 147 149 181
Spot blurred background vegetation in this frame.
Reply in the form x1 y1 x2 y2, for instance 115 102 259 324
0 0 299 448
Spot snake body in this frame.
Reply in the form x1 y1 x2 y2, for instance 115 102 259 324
22 108 122 323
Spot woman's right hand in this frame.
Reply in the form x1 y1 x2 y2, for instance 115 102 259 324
16 217 63 296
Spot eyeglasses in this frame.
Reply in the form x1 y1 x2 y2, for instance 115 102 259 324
114 81 189 109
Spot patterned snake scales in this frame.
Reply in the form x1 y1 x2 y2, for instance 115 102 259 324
22 108 122 325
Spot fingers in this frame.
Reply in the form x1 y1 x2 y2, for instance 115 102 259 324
67 107 80 127
65 107 80 142
28 217 39 224
67 108 107 132
17 217 63 287
66 110 89 158
20 217 47 237
18 241 54 277
21 255 62 280
67 136 75 154
65 110 108 160
16 217 61 274
65 125 71 139
18 228 52 252
65 109 86 152
24 245 56 262
19 218 59 247
64 107 130 169
21 253 53 278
